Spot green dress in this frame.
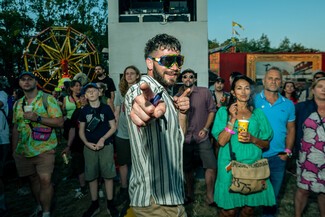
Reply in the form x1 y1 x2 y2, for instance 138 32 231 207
211 107 276 209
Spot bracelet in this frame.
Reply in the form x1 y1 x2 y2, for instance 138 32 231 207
224 127 235 135
284 148 292 154
227 121 234 126
203 128 209 132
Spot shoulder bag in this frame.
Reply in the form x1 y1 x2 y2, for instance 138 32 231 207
228 136 270 194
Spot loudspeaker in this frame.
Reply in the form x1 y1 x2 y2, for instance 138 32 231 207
119 15 140 22
166 14 190 22
142 14 164 22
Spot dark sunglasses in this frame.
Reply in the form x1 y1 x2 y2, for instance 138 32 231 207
182 75 194 79
148 55 184 68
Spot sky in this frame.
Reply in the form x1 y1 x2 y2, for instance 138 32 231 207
207 0 325 51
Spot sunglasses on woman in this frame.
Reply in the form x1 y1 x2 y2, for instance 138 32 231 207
148 55 184 68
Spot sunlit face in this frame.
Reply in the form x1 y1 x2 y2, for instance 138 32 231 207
263 70 282 93
19 75 37 92
214 81 224 92
232 79 251 102
181 72 195 88
125 68 139 86
284 82 295 95
146 49 181 87
313 80 325 100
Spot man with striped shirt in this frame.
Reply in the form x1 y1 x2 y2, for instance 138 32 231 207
125 34 190 216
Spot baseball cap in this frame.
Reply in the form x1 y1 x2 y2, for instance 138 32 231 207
19 71 36 79
181 68 197 77
214 77 225 83
81 82 99 93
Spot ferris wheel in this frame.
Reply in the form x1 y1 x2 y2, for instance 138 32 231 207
23 26 100 92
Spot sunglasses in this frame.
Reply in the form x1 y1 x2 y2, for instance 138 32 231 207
182 75 194 79
148 55 184 68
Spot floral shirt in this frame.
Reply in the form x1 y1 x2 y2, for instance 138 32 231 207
211 91 230 109
13 91 62 157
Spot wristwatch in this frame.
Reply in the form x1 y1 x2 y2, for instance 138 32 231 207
36 116 42 123
285 148 292 158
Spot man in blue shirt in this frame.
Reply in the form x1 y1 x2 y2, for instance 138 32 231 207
255 67 295 217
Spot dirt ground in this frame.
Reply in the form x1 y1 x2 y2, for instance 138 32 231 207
3 143 321 217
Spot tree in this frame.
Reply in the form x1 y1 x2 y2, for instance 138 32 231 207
0 9 34 83
257 34 272 52
0 0 108 87
278 37 291 52
208 39 219 49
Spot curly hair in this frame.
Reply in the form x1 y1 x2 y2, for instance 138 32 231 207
119 65 141 97
144 33 181 59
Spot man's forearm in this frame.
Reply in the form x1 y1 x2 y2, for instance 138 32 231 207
286 121 296 150
179 112 187 134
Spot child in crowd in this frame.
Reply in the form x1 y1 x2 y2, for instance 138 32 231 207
78 83 118 217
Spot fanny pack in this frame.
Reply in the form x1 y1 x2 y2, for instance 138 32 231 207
31 127 52 141
22 98 52 141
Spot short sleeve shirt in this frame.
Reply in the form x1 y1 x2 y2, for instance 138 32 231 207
114 90 129 139
94 76 116 99
79 104 115 144
13 91 62 157
254 91 295 157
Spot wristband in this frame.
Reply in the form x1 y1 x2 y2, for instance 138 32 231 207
227 121 234 126
203 128 209 132
225 127 235 135
284 148 292 154
285 148 292 158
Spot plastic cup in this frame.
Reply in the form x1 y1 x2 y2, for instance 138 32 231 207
238 120 249 142
24 105 33 123
24 105 33 112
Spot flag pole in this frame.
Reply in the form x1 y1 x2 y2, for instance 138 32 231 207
231 21 236 53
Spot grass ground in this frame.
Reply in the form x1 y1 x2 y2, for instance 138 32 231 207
3 143 321 217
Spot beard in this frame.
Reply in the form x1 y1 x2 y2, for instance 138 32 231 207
184 81 194 88
152 66 178 87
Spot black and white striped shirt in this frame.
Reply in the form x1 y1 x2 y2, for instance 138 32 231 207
125 75 185 206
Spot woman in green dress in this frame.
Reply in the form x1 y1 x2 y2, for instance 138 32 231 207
211 75 276 217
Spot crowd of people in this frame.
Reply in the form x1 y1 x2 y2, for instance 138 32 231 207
0 33 324 217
